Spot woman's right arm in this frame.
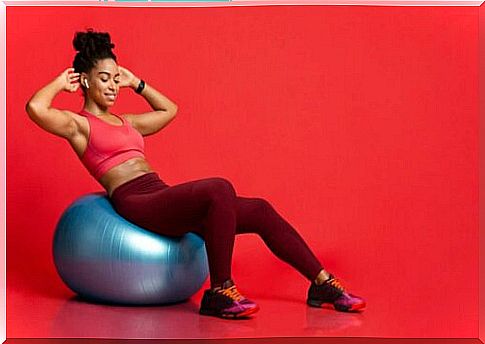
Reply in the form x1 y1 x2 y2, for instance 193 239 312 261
25 68 80 139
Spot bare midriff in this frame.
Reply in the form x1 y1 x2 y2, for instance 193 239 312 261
98 157 155 198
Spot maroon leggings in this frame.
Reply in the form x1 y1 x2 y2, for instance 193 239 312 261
110 172 323 287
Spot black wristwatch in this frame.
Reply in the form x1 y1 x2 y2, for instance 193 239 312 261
135 79 145 94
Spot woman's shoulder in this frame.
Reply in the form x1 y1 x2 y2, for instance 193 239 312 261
68 110 89 137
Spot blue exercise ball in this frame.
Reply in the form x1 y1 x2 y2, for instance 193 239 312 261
53 192 209 305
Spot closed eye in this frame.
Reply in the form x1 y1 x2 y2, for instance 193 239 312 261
101 79 120 84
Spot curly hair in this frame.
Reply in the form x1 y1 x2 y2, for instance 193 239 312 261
72 28 117 89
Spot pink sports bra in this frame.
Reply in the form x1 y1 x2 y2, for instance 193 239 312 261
78 109 145 180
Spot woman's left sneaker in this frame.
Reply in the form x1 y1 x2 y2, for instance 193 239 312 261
307 273 366 312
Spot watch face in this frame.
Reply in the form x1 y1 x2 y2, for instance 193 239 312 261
136 80 145 93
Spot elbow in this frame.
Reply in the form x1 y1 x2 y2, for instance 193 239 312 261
25 101 36 117
26 101 46 120
171 104 178 117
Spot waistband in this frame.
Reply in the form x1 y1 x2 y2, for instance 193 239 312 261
110 172 169 200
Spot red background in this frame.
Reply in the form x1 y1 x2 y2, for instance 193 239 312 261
7 5 478 338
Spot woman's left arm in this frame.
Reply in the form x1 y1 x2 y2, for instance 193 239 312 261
119 66 178 136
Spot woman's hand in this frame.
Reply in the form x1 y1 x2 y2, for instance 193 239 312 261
118 65 140 89
57 67 80 93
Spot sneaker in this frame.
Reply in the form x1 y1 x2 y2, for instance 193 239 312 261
307 273 366 312
199 279 260 319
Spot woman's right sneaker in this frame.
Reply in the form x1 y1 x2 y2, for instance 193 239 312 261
199 279 260 319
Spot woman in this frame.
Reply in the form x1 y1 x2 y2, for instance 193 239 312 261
26 28 366 319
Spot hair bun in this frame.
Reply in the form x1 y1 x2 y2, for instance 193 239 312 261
73 28 115 57
71 28 117 78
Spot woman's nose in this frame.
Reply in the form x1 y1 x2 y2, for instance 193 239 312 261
108 80 116 90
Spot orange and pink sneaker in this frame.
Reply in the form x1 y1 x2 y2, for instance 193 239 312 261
307 273 366 312
199 279 260 319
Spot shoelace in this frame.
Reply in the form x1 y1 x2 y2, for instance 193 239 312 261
218 285 244 302
327 277 346 293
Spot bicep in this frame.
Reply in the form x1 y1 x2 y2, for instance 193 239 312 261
122 110 176 137
26 104 76 139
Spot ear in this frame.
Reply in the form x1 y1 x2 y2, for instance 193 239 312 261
80 72 89 86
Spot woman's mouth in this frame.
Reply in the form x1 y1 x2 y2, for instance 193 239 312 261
105 93 116 101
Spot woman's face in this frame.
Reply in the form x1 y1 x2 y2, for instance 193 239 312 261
83 58 120 108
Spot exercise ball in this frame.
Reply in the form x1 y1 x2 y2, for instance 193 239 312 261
53 192 209 305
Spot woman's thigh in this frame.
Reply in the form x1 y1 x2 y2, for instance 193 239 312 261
113 177 238 236
113 179 210 236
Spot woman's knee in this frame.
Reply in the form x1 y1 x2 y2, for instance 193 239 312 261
249 197 274 217
203 177 236 199
244 197 279 237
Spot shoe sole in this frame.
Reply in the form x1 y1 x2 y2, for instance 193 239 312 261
307 299 366 312
200 305 260 319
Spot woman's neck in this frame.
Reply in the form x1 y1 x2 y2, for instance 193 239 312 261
83 101 109 116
